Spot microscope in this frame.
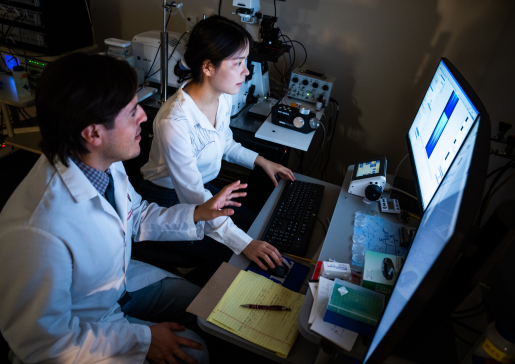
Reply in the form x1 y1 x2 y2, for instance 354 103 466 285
230 0 288 118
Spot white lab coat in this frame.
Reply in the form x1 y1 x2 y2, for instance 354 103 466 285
0 155 205 363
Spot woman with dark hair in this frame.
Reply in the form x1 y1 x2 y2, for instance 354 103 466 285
139 15 294 271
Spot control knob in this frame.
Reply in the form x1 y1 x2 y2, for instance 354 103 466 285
313 83 318 88
322 85 329 91
292 77 299 83
293 117 305 128
302 80 309 86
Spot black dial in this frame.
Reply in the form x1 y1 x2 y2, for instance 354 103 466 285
302 80 308 86
364 184 382 201
322 85 329 91
312 83 318 88
292 77 299 83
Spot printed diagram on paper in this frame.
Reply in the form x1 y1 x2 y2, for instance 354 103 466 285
353 213 408 266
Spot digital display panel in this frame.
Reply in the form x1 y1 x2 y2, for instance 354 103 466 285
356 160 381 177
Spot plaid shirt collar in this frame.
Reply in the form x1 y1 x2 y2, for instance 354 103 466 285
69 156 111 196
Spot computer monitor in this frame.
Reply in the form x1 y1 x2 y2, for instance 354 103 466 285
407 58 481 212
363 89 490 362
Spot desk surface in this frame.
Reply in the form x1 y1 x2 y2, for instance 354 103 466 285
197 167 421 362
255 97 324 151
230 96 324 151
198 173 341 363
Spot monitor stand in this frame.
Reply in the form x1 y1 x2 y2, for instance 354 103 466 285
391 176 419 214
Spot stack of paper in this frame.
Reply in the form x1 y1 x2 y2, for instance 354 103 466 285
207 270 305 358
308 277 359 351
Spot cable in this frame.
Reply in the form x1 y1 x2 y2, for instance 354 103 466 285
218 0 222 15
145 12 172 79
316 216 326 235
321 99 339 179
481 169 515 217
274 0 277 17
454 332 474 346
452 320 483 336
485 159 515 179
290 40 307 69
394 153 409 177
390 187 418 201
453 300 484 315
177 5 195 29
476 159 515 226
278 29 291 101
84 0 95 44
318 119 326 152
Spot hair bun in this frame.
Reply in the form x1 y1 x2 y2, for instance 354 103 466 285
174 59 192 83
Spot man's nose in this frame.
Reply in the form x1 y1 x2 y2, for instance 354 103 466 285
137 105 147 123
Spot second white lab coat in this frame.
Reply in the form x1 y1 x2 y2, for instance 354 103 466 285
0 156 205 363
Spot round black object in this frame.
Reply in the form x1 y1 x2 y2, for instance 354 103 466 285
382 258 395 280
365 184 382 201
322 85 329 91
302 80 309 85
292 77 299 83
313 83 318 88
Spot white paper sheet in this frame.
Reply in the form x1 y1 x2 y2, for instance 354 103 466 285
309 277 358 351
308 282 319 324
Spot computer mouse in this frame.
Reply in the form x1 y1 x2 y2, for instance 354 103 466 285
381 258 395 280
258 256 290 278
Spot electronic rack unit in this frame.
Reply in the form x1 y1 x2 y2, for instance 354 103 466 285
0 0 93 54
287 68 335 105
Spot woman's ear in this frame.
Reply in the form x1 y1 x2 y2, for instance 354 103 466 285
202 60 216 77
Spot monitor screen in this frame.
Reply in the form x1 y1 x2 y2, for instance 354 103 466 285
364 120 480 363
408 59 479 211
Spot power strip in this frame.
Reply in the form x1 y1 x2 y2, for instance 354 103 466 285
0 144 18 160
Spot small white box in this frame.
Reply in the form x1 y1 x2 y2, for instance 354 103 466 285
320 262 351 280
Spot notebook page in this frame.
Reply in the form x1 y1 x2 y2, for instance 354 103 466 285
207 270 305 358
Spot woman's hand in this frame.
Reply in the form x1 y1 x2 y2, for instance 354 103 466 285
242 240 282 270
255 156 295 187
193 180 247 222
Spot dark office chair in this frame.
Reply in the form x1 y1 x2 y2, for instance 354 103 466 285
131 241 199 276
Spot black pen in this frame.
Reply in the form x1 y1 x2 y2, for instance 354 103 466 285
240 304 291 311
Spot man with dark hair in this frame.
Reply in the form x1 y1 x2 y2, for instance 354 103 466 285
0 53 245 363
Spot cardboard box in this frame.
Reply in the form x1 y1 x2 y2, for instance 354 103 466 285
362 251 404 296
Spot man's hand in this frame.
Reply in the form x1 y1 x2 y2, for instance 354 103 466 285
242 240 282 270
255 155 295 187
147 322 203 364
193 180 247 223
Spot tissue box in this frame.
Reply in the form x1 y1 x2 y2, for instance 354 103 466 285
320 261 351 280
362 251 404 296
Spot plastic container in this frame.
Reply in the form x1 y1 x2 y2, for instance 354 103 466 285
472 318 515 363
12 65 31 97
354 213 366 227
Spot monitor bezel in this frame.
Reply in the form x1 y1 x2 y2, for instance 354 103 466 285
364 113 490 363
406 57 485 214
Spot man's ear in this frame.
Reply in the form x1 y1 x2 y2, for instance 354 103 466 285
80 124 104 148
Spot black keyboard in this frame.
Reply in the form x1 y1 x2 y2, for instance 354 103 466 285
260 180 325 256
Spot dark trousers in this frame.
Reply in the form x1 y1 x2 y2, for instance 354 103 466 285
138 179 256 266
